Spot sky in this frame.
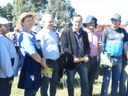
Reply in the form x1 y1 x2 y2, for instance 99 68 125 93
1 0 128 24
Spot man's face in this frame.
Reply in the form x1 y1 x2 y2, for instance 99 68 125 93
0 24 10 34
21 16 35 30
86 19 95 29
43 16 54 30
111 19 121 28
72 16 82 30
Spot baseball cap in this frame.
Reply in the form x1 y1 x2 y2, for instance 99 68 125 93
111 14 121 21
83 15 95 24
0 17 11 24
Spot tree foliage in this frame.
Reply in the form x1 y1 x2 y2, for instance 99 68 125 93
13 0 36 25
45 0 76 28
0 0 76 30
0 3 13 21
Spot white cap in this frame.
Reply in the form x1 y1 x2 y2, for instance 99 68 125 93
0 17 11 24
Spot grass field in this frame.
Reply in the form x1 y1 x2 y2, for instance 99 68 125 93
10 75 111 96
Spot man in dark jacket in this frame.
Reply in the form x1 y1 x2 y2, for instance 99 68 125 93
61 15 90 96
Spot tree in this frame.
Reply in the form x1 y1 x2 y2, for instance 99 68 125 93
0 6 3 17
2 3 13 21
0 3 13 21
12 0 48 26
45 0 76 28
12 0 36 26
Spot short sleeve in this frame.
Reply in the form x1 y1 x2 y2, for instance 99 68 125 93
20 33 37 55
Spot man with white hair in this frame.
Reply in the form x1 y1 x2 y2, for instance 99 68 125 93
36 13 60 96
0 17 19 96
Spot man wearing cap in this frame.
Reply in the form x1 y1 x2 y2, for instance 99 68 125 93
0 17 19 96
119 21 128 96
83 15 100 96
36 13 60 96
17 12 47 96
100 14 128 96
61 14 90 96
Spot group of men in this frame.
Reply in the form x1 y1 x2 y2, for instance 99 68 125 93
0 12 128 96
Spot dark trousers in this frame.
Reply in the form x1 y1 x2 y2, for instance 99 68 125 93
67 62 89 96
0 78 12 96
87 56 98 96
40 59 59 96
119 55 128 96
24 89 38 96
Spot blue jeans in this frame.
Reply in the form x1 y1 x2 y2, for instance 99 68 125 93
67 62 89 96
119 55 128 96
40 59 59 96
24 89 38 96
100 57 122 96
87 56 98 96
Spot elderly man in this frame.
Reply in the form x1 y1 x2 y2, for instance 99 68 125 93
0 17 19 96
36 13 60 96
100 14 128 96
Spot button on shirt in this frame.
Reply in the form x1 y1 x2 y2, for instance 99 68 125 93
0 35 19 78
36 28 60 60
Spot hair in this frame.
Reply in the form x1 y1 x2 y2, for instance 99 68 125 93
72 14 83 21
42 13 53 22
93 17 98 28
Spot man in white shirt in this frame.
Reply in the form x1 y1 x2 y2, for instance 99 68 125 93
0 17 19 96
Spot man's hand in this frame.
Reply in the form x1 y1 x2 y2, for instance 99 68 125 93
7 76 14 84
9 79 14 84
74 57 79 63
41 58 48 68
84 56 89 62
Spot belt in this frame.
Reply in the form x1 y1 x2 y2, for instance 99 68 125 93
46 59 58 62
89 56 97 58
111 56 121 59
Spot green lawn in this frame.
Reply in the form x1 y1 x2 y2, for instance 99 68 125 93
11 75 111 96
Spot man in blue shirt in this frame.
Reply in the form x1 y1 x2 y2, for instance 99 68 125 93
0 17 19 96
36 13 60 96
100 14 128 96
17 12 47 96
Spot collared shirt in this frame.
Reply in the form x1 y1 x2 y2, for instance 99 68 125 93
74 30 84 57
84 28 100 56
0 35 19 78
36 28 60 60
19 28 39 66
